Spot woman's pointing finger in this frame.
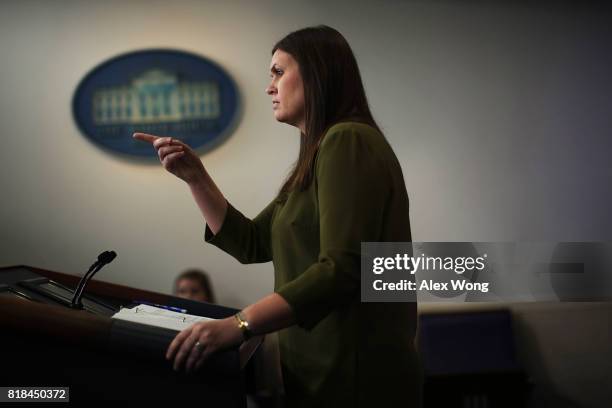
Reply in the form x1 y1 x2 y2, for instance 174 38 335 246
132 132 158 144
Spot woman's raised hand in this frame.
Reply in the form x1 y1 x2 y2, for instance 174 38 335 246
133 133 205 185
133 132 228 234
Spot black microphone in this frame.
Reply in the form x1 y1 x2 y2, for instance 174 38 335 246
70 250 117 309
97 250 117 265
79 251 117 294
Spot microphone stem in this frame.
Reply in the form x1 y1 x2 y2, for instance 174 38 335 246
72 263 103 307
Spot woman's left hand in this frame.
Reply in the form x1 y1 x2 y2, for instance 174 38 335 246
166 317 243 373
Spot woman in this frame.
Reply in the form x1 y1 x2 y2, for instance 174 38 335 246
134 25 422 407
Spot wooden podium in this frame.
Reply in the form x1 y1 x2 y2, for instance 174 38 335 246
0 265 261 406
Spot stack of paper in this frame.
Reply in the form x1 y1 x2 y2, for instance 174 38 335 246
112 304 215 332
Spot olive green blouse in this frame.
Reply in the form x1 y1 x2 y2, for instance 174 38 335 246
205 122 422 407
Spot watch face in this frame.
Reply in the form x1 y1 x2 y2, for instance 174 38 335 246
235 313 251 340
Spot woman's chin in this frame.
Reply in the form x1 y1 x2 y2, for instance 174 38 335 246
273 112 286 123
273 113 299 129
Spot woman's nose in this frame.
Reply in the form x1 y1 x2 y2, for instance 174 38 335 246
266 84 276 95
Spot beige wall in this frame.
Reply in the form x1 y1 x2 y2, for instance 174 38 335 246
1 0 610 303
1 1 610 405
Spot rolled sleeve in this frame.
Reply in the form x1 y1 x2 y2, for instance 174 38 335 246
204 200 276 264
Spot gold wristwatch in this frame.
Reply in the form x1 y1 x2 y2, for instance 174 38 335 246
234 311 253 341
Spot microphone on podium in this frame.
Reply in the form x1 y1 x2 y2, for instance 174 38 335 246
70 250 117 309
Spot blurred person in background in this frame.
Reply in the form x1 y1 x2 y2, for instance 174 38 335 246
174 268 216 303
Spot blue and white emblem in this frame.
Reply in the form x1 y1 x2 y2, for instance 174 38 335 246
73 49 240 158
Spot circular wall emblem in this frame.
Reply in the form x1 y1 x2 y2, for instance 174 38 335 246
73 49 240 158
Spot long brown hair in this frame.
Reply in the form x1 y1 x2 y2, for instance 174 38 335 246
273 25 382 193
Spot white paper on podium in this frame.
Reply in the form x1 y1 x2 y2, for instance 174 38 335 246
111 304 215 332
